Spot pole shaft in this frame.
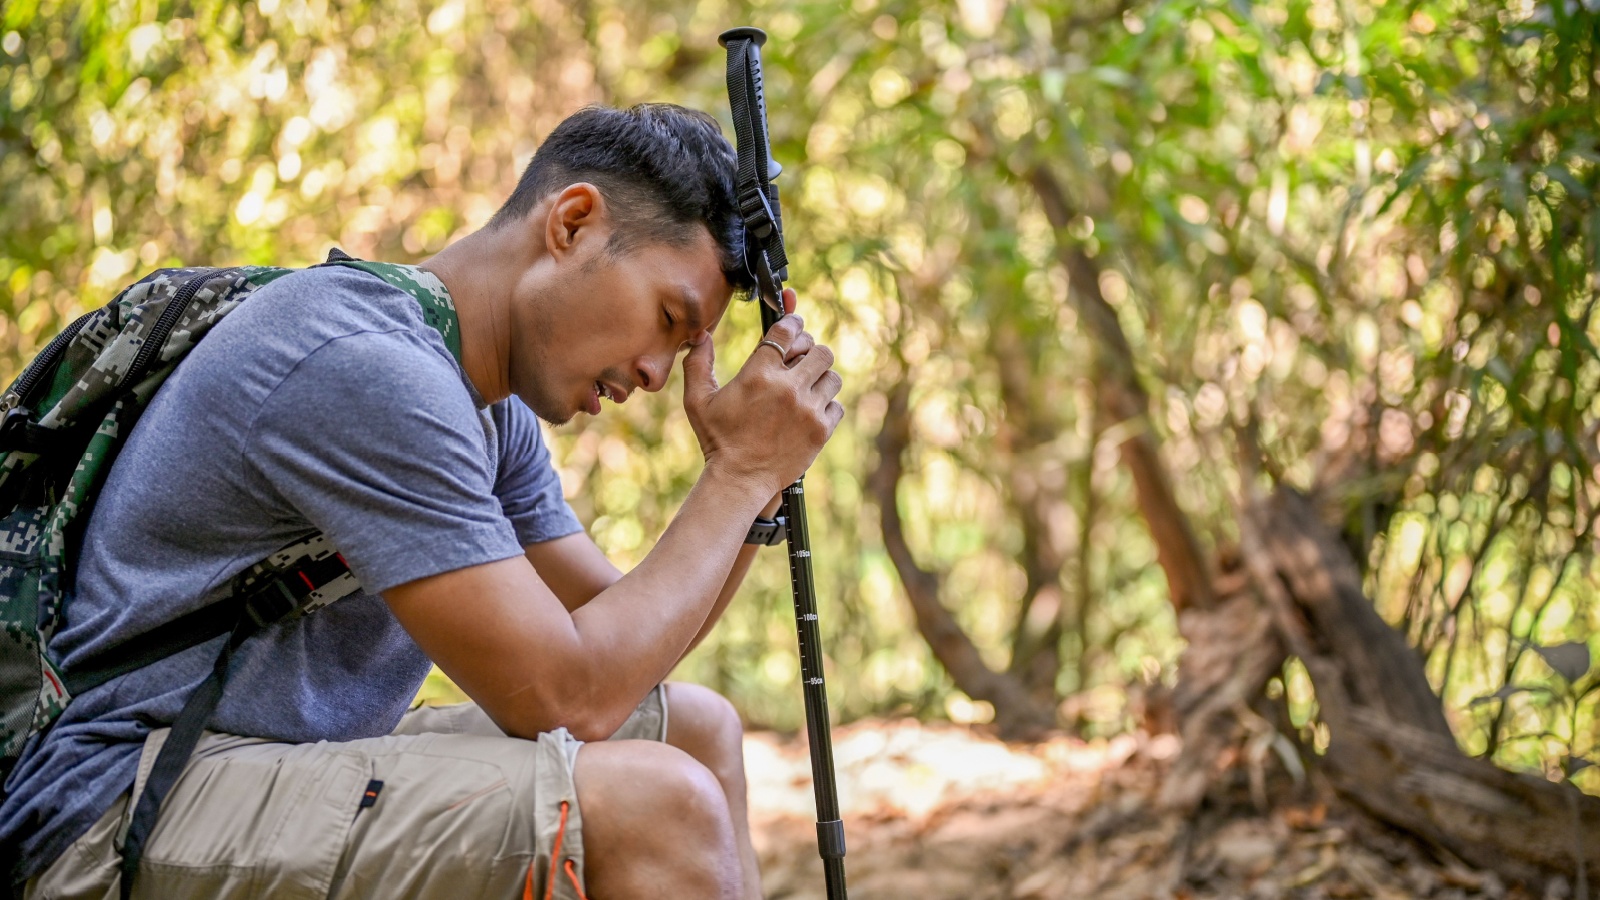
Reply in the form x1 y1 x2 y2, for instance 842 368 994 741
724 27 847 895
760 301 848 900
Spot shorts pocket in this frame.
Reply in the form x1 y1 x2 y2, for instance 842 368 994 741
136 742 370 900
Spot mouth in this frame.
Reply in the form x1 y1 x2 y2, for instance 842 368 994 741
587 380 627 415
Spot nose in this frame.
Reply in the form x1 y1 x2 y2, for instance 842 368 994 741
636 351 672 393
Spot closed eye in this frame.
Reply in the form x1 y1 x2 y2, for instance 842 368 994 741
664 307 676 328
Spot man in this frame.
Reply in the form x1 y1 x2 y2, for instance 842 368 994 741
1 103 842 899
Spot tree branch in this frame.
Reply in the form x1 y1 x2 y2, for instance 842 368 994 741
1026 164 1215 612
869 377 1056 738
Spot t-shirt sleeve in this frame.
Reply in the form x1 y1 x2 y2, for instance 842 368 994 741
491 396 585 545
243 329 526 594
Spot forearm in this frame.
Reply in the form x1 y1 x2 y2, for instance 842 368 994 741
565 464 769 725
391 464 771 742
680 493 782 662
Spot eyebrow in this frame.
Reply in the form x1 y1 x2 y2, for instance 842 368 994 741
680 286 705 333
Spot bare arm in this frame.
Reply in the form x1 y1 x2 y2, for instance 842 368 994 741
524 532 620 613
524 491 779 659
680 493 781 660
384 316 843 741
386 463 768 740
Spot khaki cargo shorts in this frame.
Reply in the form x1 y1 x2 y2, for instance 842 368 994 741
25 686 668 900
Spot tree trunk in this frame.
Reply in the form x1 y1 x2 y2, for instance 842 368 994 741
1027 165 1214 615
1157 561 1288 811
1028 163 1272 803
870 378 1057 739
1238 485 1600 888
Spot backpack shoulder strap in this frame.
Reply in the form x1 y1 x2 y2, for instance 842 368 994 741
317 249 462 365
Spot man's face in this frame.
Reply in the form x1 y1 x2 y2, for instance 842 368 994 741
509 227 735 425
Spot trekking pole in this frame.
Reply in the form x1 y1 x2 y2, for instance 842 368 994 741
719 27 849 900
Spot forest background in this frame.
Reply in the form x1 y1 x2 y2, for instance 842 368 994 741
2 0 1598 895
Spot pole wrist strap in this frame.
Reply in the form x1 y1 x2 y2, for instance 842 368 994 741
745 515 787 546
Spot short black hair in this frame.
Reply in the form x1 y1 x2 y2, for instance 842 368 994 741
491 103 755 296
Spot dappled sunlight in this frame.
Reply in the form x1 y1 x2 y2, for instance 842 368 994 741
747 721 1518 899
6 0 1598 890
745 719 1142 824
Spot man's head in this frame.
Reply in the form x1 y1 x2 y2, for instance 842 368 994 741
492 104 754 288
487 103 758 424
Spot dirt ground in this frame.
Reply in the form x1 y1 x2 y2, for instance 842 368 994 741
744 719 1570 900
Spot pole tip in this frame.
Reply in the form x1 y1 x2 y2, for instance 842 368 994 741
718 26 768 48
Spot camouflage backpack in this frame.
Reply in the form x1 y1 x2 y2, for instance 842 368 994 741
0 249 461 773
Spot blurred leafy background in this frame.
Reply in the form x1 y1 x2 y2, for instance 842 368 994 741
3 0 1596 794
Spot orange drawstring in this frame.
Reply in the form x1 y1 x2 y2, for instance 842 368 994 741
543 801 572 900
564 858 588 900
524 801 586 900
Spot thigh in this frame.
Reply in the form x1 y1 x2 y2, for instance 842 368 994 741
27 727 589 900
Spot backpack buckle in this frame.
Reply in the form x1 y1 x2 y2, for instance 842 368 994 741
244 580 300 629
0 406 43 454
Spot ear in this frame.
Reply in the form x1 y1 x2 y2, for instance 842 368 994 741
545 183 606 263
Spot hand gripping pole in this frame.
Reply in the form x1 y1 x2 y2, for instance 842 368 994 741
719 27 849 900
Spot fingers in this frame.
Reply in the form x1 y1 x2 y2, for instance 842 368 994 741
762 314 805 355
782 330 816 365
791 340 836 385
749 314 840 408
782 287 797 316
812 366 844 403
681 335 717 409
825 399 845 431
753 315 818 368
750 311 842 422
692 308 844 493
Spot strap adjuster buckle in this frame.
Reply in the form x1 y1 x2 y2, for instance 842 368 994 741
746 515 788 546
738 184 776 241
244 580 300 629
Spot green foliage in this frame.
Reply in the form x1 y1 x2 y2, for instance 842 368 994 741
3 0 1597 793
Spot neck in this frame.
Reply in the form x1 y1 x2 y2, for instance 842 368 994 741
422 227 522 405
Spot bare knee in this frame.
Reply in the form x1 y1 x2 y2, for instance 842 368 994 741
664 682 747 788
576 741 741 898
578 741 729 837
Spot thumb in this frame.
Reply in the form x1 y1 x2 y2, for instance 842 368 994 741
681 336 717 409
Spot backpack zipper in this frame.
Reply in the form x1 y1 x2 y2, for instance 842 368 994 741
116 268 234 395
1 306 101 414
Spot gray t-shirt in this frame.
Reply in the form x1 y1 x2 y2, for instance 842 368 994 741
0 265 583 878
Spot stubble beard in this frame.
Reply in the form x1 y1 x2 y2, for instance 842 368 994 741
514 329 576 426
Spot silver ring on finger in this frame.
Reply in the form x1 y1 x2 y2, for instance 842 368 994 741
757 339 787 358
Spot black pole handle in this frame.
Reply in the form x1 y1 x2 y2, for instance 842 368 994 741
719 27 791 315
720 27 850 900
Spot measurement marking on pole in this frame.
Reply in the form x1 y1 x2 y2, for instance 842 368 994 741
801 613 818 621
794 550 811 557
807 677 824 685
